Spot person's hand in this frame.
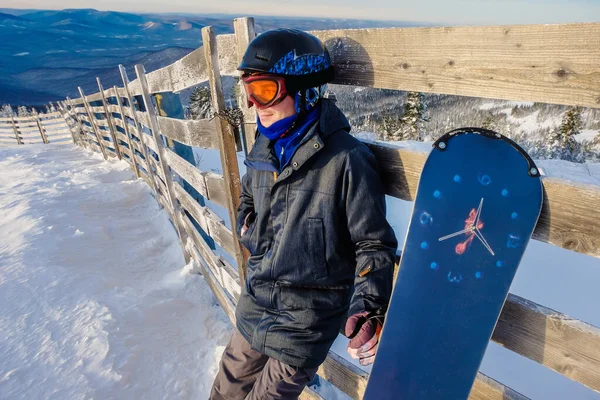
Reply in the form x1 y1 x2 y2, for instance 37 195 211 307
240 212 255 237
344 311 383 366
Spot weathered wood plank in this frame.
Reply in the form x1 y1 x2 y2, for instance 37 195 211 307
146 46 208 94
95 119 110 128
493 294 600 393
156 116 220 149
533 178 600 257
0 116 23 122
173 181 236 259
85 92 104 103
89 105 106 114
165 148 229 209
469 374 529 400
203 26 247 277
165 147 209 195
123 34 235 97
312 23 600 109
13 116 36 123
39 111 62 119
15 122 39 128
364 141 600 258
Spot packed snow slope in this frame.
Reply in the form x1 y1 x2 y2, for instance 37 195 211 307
0 145 232 399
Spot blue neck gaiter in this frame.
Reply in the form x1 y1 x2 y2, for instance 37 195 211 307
257 97 322 172
257 113 298 141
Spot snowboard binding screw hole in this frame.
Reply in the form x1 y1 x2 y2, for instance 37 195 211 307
439 142 447 149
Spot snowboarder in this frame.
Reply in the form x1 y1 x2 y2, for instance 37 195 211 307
209 28 398 399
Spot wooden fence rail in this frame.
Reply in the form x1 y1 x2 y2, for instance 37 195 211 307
54 17 600 400
0 111 72 146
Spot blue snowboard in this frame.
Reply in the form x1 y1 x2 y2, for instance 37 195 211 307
364 128 543 400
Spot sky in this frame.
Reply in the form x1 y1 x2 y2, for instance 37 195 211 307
1 0 600 25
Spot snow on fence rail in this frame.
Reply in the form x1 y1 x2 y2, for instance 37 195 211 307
54 18 600 399
0 111 73 146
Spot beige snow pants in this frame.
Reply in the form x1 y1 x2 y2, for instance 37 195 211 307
209 328 318 400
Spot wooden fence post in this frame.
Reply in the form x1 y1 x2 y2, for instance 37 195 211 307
113 85 141 178
57 101 80 146
78 87 108 160
119 64 160 198
202 26 248 281
97 78 122 159
9 114 22 145
135 63 190 263
67 97 90 149
34 110 49 144
233 17 257 155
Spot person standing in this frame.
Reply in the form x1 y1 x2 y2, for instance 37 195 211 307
210 28 397 399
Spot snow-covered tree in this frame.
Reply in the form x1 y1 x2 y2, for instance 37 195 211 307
17 105 31 117
381 92 427 141
481 114 496 131
398 92 427 141
381 111 403 141
583 131 600 162
45 103 57 114
189 86 212 120
0 104 13 118
539 106 584 162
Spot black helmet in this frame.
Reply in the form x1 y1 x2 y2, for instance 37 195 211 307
238 28 335 93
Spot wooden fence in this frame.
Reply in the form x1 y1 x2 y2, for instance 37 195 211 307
57 18 600 399
0 111 73 146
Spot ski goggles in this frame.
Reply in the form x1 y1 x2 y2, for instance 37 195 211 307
241 73 288 109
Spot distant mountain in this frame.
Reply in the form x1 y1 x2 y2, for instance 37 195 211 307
0 12 27 21
0 8 427 105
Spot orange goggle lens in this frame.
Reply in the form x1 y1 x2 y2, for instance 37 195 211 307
241 74 287 108
245 79 279 104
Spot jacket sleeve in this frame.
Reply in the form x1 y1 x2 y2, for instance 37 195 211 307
236 171 255 238
343 144 398 317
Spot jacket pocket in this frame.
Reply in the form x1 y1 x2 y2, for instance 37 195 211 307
275 283 350 311
240 219 258 254
308 218 327 280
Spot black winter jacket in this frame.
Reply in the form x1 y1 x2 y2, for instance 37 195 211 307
235 99 398 368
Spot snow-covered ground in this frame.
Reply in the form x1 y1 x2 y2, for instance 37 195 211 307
0 145 232 399
1 142 599 399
